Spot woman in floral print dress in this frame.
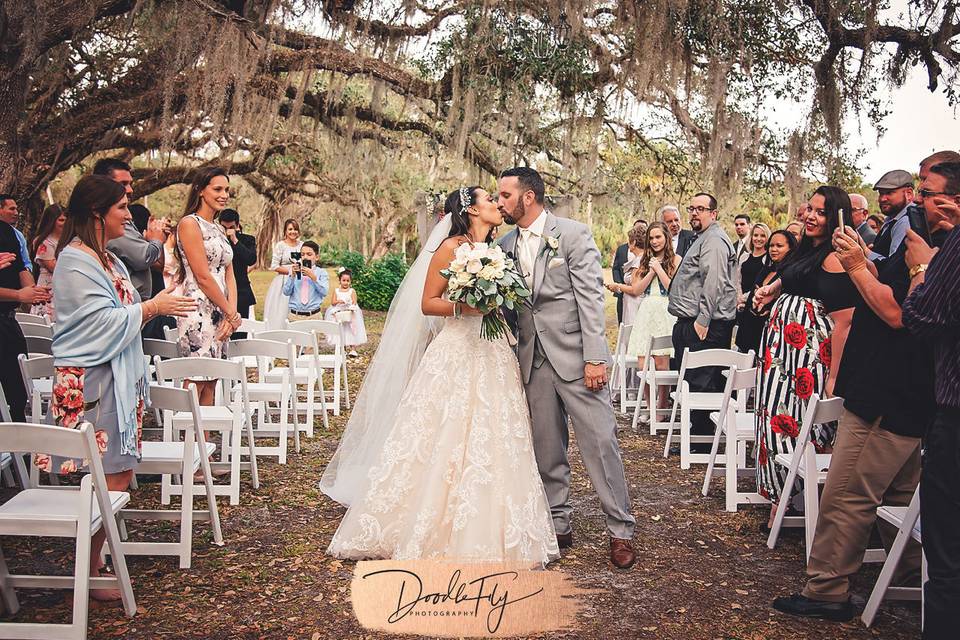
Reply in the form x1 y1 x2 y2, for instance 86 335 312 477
174 167 241 405
42 175 196 600
752 186 860 529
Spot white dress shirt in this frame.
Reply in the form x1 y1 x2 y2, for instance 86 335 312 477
518 211 548 289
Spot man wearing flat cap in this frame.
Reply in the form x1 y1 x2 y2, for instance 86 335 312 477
870 169 915 260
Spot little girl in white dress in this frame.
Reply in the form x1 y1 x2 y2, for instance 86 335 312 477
324 268 367 356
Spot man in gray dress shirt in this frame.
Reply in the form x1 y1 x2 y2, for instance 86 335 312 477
667 192 738 444
94 159 167 301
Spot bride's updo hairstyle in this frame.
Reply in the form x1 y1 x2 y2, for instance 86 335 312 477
444 186 493 242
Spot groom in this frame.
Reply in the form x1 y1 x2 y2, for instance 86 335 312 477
497 167 637 569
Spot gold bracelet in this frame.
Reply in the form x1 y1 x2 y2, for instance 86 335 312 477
909 263 928 279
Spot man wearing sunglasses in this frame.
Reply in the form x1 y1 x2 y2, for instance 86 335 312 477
667 193 738 453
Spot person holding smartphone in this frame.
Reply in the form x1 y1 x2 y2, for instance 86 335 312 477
282 240 328 320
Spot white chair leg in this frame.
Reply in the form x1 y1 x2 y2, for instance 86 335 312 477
229 422 241 506
332 365 341 416
680 407 691 470
179 451 195 569
702 417 725 497
342 359 350 409
725 439 738 512
0 546 20 615
862 513 919 626
767 448 804 549
804 469 820 563
70 523 92 637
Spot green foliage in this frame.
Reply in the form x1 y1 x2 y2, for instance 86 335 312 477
354 253 409 311
338 250 366 277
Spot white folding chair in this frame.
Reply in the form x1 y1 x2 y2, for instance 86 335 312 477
630 335 679 434
142 338 179 360
18 353 53 425
118 384 223 568
19 322 53 339
238 317 265 337
258 329 330 434
766 393 844 556
609 323 639 414
154 357 259 505
663 348 755 469
288 319 350 415
24 335 53 356
227 338 299 463
0 385 28 489
162 325 177 343
15 312 48 326
701 366 770 511
862 485 925 627
0 421 136 639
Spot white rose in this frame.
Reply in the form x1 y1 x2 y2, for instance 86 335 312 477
466 259 483 274
449 258 467 273
455 244 473 260
455 271 474 286
479 265 499 280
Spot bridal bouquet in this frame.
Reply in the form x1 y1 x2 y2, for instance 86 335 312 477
441 243 531 340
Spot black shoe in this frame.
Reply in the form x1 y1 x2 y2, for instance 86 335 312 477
668 446 681 456
556 532 573 549
772 593 854 622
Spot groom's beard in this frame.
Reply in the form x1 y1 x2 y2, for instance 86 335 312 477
501 199 525 225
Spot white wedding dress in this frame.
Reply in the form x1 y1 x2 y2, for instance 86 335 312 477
326 312 560 565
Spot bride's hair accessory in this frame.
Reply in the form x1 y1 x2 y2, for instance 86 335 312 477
458 187 472 214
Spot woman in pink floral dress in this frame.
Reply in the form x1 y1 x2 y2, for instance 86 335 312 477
42 175 195 600
28 203 65 320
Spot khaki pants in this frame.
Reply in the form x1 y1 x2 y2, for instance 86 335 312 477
288 309 322 322
802 408 921 602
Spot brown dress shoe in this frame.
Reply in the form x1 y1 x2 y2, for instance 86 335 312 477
610 537 636 569
556 532 573 549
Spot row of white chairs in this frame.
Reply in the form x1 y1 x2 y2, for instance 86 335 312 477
609 322 922 629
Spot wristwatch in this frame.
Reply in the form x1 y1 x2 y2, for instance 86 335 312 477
909 263 928 279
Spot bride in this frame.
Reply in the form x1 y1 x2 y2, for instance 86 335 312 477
323 186 559 565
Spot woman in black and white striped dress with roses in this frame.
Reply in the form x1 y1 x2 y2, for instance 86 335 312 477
751 186 860 529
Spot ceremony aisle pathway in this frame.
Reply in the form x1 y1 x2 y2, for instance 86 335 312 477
0 307 920 639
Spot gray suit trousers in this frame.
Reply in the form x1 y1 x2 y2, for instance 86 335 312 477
526 358 636 540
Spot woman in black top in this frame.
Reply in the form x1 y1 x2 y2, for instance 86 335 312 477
734 229 797 353
751 186 860 527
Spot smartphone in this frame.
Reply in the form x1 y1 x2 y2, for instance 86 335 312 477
302 259 313 269
906 205 932 245
838 208 845 234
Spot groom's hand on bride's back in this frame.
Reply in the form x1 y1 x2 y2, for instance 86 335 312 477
584 362 607 392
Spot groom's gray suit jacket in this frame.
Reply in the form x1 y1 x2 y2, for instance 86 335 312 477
499 212 611 384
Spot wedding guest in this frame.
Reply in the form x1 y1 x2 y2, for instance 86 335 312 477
219 208 257 328
902 160 960 639
44 174 194 601
162 230 178 288
735 229 796 354
130 203 176 340
0 220 50 422
736 222 769 301
95 158 168 301
870 169 915 259
772 164 954 623
866 214 883 236
263 218 303 329
174 167 241 405
614 222 681 418
752 187 859 529
611 218 645 323
661 205 696 257
282 240 328 321
733 213 751 260
786 220 804 242
849 193 875 245
324 268 367 356
29 203 65 320
0 194 32 272
912 150 960 207
608 226 645 325
667 193 738 445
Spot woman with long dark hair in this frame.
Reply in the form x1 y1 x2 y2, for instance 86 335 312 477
29 203 65 320
174 167 240 404
263 218 303 329
734 228 798 353
45 175 194 600
610 222 681 416
326 185 558 564
752 186 861 528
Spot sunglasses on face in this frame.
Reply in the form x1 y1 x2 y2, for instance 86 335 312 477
918 188 959 199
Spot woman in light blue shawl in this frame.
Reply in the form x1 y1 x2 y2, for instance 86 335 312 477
42 175 196 601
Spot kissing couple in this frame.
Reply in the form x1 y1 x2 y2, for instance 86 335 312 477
321 167 636 569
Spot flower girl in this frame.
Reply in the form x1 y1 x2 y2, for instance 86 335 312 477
324 268 367 356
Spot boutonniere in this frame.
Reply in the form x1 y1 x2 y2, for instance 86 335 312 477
540 234 561 259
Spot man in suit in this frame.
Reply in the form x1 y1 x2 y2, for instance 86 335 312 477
219 209 257 336
611 218 646 323
497 166 636 570
849 193 876 245
733 213 751 261
661 205 696 256
96 158 168 301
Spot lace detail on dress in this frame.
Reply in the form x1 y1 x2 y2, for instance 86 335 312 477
327 315 559 565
